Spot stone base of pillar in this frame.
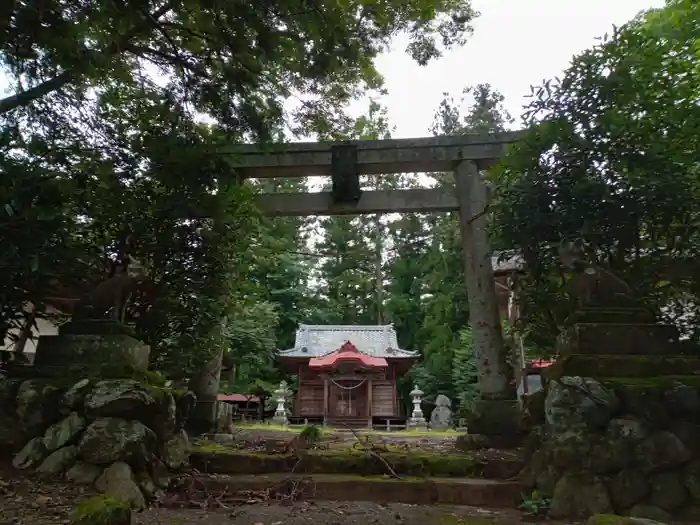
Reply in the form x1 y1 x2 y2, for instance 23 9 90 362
272 412 288 426
464 399 524 448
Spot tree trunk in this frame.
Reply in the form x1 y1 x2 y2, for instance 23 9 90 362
187 347 224 435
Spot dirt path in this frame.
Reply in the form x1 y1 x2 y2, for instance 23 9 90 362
136 501 566 525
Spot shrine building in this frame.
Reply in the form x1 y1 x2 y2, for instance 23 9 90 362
276 325 417 428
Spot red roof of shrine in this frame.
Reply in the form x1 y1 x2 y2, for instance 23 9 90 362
308 341 388 369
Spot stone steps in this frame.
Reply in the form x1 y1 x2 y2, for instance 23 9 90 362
556 322 679 355
199 473 527 507
190 448 525 480
545 355 700 380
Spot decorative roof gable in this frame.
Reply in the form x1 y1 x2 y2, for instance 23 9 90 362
277 324 417 359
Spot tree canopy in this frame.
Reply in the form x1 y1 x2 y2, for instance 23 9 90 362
491 0 700 346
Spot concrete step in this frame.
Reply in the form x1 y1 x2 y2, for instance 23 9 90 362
200 473 527 507
190 447 525 480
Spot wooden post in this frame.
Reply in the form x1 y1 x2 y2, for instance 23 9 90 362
454 159 511 399
296 367 302 417
367 377 373 427
323 377 329 426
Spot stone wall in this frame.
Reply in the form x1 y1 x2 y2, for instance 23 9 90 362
522 375 700 522
0 375 195 510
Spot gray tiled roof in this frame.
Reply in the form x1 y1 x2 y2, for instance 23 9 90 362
277 324 417 359
491 252 525 274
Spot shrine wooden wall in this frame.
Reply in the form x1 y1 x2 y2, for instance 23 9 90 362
294 362 402 417
297 380 324 416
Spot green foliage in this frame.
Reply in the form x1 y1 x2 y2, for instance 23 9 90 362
2 0 477 130
1 0 480 389
491 0 700 345
299 424 323 444
70 495 130 525
452 328 479 413
518 490 551 517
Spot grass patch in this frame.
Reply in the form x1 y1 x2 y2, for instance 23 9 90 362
70 495 131 525
191 443 488 478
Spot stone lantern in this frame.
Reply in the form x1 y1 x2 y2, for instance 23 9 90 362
272 380 290 426
408 384 426 428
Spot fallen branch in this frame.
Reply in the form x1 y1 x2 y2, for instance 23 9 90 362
338 422 402 480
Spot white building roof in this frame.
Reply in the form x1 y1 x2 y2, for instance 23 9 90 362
277 324 417 359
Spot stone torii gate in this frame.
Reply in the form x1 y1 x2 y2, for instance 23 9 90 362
223 132 524 439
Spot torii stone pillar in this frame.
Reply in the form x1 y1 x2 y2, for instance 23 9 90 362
454 160 520 444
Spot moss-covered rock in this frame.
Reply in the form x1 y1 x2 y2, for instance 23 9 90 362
78 417 155 464
43 412 86 452
549 473 613 519
606 469 649 512
13 436 47 469
66 462 103 485
95 461 146 511
162 429 190 469
634 430 690 473
649 470 688 511
70 494 131 525
36 444 79 477
545 377 618 433
84 380 174 437
15 379 63 435
60 379 92 415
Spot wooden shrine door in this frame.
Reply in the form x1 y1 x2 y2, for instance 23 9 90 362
331 380 366 417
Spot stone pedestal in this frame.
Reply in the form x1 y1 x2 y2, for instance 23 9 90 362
215 401 233 433
28 320 150 378
464 398 524 448
556 321 679 357
187 349 224 436
546 307 684 383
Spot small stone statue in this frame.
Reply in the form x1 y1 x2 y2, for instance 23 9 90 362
430 394 453 430
558 241 636 308
74 255 148 323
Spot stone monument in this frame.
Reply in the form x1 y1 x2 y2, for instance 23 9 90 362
430 394 452 430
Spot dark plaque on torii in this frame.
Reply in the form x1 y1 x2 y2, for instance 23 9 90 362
331 144 362 204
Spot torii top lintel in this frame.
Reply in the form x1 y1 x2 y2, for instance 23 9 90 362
220 131 524 179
